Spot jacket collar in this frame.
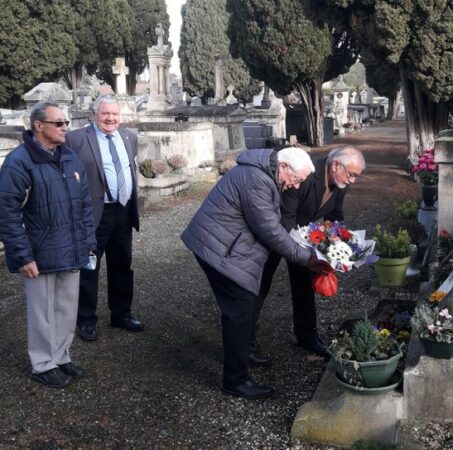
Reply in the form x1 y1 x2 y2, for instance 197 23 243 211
23 130 72 164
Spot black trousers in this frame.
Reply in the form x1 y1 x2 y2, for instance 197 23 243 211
195 256 255 389
78 202 133 326
253 251 317 345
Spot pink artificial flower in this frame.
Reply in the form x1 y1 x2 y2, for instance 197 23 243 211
419 163 428 170
428 163 437 171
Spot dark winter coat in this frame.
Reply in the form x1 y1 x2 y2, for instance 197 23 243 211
181 148 313 295
0 131 96 274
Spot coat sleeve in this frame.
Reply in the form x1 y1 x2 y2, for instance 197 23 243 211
0 159 35 272
79 163 97 252
238 174 313 266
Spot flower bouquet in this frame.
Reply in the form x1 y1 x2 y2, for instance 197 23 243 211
411 147 438 185
290 221 376 296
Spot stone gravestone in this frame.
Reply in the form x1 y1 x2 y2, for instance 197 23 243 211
111 57 137 123
190 96 202 107
112 57 129 95
226 85 238 105
214 59 226 105
23 82 73 126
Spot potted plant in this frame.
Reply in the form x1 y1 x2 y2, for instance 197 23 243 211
330 319 403 388
372 225 411 287
152 160 169 178
167 154 188 173
199 160 214 171
411 147 438 208
138 159 154 179
410 302 453 359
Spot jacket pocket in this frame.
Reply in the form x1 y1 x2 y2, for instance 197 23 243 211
225 232 242 257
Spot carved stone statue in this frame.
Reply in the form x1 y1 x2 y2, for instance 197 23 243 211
155 23 164 47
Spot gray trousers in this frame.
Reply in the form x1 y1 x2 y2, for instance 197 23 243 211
25 271 80 373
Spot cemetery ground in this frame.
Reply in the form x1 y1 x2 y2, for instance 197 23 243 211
0 120 451 449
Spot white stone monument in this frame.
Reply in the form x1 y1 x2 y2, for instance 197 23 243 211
112 57 129 95
332 76 350 135
226 85 238 105
147 24 173 110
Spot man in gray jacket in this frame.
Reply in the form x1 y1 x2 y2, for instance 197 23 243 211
181 147 326 399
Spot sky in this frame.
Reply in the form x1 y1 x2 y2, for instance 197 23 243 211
167 0 186 76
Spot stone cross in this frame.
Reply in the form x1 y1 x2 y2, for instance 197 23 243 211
112 57 129 95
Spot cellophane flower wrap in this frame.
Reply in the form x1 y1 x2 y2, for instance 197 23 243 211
290 221 377 297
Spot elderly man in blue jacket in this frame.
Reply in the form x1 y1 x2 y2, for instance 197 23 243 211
181 147 326 399
0 101 96 388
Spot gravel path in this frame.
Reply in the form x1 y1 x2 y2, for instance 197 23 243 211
0 120 420 449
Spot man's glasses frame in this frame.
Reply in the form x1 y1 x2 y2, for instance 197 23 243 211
40 120 70 128
339 162 360 180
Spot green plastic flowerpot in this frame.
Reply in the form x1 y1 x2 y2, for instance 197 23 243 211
373 256 411 288
335 351 403 388
420 338 453 359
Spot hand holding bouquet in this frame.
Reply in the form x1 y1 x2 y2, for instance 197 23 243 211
290 221 376 296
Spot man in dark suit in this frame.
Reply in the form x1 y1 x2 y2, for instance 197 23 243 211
66 94 143 341
253 146 365 359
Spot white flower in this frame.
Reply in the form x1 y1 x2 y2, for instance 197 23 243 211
439 308 452 319
326 241 353 265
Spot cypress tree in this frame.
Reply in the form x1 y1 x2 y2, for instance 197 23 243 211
179 0 261 104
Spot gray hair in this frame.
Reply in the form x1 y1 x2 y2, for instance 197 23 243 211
30 101 59 132
326 146 366 170
277 146 315 173
92 94 119 113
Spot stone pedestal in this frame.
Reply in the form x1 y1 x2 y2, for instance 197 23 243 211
417 207 437 234
434 129 453 235
147 25 173 111
291 362 403 447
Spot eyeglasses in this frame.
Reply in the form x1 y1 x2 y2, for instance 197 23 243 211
287 166 306 184
40 120 70 128
339 162 360 180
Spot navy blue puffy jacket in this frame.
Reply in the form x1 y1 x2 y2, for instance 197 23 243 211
0 131 96 274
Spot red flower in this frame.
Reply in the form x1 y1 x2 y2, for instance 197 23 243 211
338 227 352 240
309 230 326 244
439 229 450 239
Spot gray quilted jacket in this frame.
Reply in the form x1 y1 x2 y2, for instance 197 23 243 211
181 148 313 295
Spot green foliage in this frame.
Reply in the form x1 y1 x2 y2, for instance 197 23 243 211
126 0 169 94
0 0 77 107
349 320 379 362
179 0 261 103
330 319 399 362
411 303 453 344
350 439 396 450
227 0 332 95
373 224 411 258
139 159 154 178
395 200 418 220
389 218 425 246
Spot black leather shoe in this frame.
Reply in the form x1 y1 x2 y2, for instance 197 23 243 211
111 315 144 332
223 379 274 399
79 324 97 341
59 362 85 378
32 368 72 388
249 352 272 367
298 331 331 359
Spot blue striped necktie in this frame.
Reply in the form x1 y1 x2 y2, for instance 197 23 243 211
106 134 128 206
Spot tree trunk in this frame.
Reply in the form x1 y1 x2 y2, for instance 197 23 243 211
393 89 402 119
294 77 324 147
127 67 137 96
400 66 449 162
387 95 395 120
